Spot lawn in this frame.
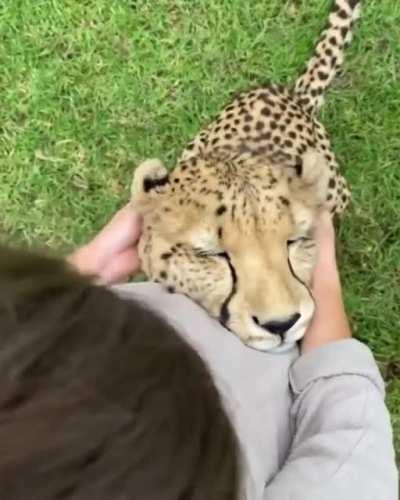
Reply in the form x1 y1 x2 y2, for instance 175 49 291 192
0 0 399 458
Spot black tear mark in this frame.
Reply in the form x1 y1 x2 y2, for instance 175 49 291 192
287 256 306 286
143 175 169 193
218 252 237 325
287 255 314 306
160 252 172 260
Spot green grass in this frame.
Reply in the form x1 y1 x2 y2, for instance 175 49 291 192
1 0 399 457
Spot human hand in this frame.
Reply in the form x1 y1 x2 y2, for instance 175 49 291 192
301 211 352 353
68 203 142 285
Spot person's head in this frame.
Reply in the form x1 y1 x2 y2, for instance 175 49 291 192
0 246 242 500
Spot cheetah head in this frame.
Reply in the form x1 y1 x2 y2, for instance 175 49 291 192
131 149 330 352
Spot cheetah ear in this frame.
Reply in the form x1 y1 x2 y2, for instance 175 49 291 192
131 159 170 204
295 151 330 206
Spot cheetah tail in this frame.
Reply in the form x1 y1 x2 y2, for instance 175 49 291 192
293 0 361 113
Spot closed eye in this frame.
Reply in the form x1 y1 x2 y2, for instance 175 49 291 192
287 236 311 246
194 248 226 258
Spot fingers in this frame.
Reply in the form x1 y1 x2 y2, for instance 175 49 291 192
98 247 141 286
90 204 143 267
312 211 338 295
67 204 143 281
313 210 335 246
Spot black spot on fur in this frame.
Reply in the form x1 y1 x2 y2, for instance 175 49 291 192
255 121 265 130
329 36 338 46
216 205 227 216
279 196 290 206
161 252 172 260
317 71 329 81
261 132 272 141
299 97 311 107
279 102 287 112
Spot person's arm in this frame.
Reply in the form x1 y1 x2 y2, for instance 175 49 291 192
67 203 142 285
300 211 351 353
264 212 398 500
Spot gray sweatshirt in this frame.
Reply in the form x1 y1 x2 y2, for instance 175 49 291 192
114 282 398 500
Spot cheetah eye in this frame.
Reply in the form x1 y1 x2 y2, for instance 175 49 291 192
195 249 213 257
287 236 312 247
194 248 225 258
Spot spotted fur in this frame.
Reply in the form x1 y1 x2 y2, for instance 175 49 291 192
131 0 362 351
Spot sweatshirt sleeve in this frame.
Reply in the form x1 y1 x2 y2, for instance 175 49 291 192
264 339 398 500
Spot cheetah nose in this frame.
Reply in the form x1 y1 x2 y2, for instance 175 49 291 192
253 313 301 336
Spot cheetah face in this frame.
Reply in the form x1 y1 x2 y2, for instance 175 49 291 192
131 152 329 352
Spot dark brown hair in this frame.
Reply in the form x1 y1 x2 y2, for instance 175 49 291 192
0 246 242 500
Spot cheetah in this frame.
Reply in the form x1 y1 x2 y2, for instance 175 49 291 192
131 0 361 351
